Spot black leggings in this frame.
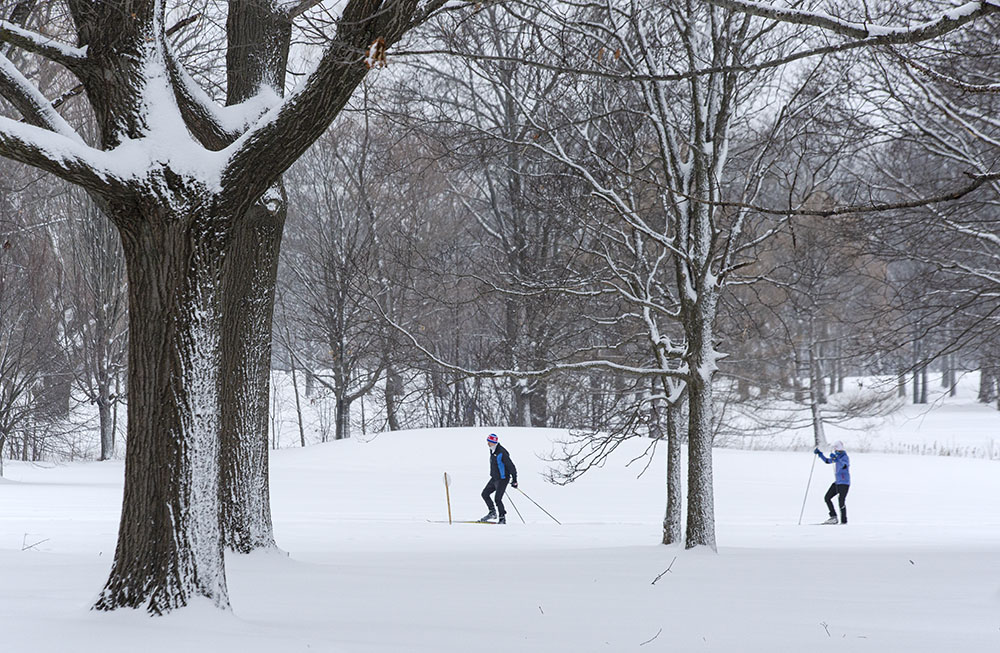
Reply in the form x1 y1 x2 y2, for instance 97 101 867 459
824 483 849 523
482 478 509 517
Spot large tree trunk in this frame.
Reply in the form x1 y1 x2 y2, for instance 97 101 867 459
95 213 228 614
218 200 283 553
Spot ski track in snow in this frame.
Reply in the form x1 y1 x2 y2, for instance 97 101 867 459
1 414 999 652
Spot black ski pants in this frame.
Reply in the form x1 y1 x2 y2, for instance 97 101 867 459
824 483 849 523
482 478 509 518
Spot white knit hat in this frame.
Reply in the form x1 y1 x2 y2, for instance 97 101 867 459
830 440 844 451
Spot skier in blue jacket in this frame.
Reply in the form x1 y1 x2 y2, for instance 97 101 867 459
814 440 850 524
479 433 517 524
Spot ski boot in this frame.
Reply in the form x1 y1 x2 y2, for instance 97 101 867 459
822 516 838 525
478 510 497 523
497 516 506 524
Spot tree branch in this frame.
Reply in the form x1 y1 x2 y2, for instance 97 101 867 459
398 0 997 85
695 171 1000 217
0 117 116 194
220 0 449 213
0 53 82 139
703 0 999 42
0 19 87 73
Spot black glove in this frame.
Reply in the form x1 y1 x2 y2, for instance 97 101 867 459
511 479 518 488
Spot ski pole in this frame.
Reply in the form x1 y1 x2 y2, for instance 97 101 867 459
516 487 561 525
797 452 818 526
506 491 526 524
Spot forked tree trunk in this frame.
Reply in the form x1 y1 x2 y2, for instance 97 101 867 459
96 212 229 613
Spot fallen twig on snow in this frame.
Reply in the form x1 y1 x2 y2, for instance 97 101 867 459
22 534 49 551
651 557 677 585
639 628 663 646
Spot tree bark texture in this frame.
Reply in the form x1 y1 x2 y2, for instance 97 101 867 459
219 201 284 552
662 399 683 546
682 293 718 551
215 0 293 554
95 211 229 613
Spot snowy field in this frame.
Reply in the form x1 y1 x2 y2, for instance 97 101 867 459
2 406 999 651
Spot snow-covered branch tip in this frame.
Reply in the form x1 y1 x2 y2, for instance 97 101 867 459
0 20 88 71
704 0 999 43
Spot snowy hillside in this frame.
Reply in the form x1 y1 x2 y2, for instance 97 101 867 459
2 417 999 652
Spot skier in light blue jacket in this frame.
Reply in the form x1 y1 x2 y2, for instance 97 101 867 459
814 440 850 524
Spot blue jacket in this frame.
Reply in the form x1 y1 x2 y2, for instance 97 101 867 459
489 444 517 483
816 450 850 485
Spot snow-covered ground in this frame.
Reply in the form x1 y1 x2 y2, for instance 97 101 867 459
2 394 999 651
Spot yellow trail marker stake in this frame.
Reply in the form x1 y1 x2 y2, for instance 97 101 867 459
443 472 452 524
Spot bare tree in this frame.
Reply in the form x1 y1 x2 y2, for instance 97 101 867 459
0 178 63 476
59 191 128 461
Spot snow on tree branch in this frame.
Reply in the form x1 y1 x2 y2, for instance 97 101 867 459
0 54 83 140
0 19 87 71
0 116 118 192
704 0 999 43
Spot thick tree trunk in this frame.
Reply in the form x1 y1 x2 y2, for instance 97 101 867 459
95 214 228 614
218 201 283 553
